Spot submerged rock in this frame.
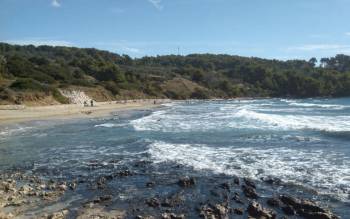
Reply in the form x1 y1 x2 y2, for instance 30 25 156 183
220 182 230 191
146 198 160 208
161 193 184 208
261 176 282 185
178 177 195 188
244 178 256 188
116 170 133 177
232 176 240 185
232 193 244 204
242 185 258 199
233 208 244 215
93 195 113 203
146 181 155 187
266 197 281 207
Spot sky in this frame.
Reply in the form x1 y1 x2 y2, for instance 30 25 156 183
1 0 350 60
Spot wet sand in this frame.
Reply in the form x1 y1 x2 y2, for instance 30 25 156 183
0 99 170 125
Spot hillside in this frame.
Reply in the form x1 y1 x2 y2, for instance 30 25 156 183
0 43 350 105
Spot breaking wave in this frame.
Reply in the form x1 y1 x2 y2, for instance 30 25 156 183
148 140 350 201
94 123 125 128
232 109 350 132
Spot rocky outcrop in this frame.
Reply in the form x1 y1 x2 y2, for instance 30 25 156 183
279 195 339 219
199 203 229 219
247 201 276 219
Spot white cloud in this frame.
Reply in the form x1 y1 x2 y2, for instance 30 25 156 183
123 47 141 53
287 44 350 52
95 42 142 54
148 0 163 10
4 39 73 47
51 0 61 8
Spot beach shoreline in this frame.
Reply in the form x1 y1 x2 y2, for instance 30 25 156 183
0 99 171 125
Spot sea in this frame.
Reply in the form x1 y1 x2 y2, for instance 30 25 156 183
0 98 349 217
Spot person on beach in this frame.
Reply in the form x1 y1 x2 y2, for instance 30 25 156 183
90 100 94 107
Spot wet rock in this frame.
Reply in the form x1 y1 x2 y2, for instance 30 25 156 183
136 216 155 219
77 207 125 219
46 209 69 219
282 205 296 215
19 185 33 195
116 170 132 177
57 184 67 191
178 177 195 188
97 177 107 189
261 176 282 185
39 184 47 190
93 195 113 203
279 195 338 219
242 185 258 199
266 197 281 207
220 182 230 191
1 180 16 193
161 194 184 208
0 212 14 219
244 178 256 188
146 198 160 208
232 193 244 204
247 201 276 219
214 204 229 218
233 176 240 185
146 182 155 187
299 211 339 219
199 204 229 219
161 213 185 219
68 182 77 190
233 208 244 215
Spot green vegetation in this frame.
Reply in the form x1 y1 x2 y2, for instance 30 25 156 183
1 42 350 104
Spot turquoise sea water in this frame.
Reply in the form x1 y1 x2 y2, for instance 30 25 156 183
0 98 349 216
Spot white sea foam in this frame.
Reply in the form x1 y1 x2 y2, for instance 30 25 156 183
0 126 34 139
231 109 350 132
131 103 350 133
94 123 124 128
289 102 346 110
148 141 350 201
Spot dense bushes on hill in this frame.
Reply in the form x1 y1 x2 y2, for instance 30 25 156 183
1 42 350 104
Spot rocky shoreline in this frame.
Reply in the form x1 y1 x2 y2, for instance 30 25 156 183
0 165 340 219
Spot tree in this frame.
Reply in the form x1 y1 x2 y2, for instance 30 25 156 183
308 57 317 67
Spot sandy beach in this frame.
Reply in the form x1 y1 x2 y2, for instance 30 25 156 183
0 99 171 125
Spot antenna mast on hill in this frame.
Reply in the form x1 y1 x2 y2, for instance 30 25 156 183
177 46 180 56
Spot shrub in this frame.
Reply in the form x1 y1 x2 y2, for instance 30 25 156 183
190 88 210 99
52 88 70 104
10 78 48 92
103 81 120 95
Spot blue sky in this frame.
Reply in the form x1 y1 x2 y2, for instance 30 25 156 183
1 0 350 60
